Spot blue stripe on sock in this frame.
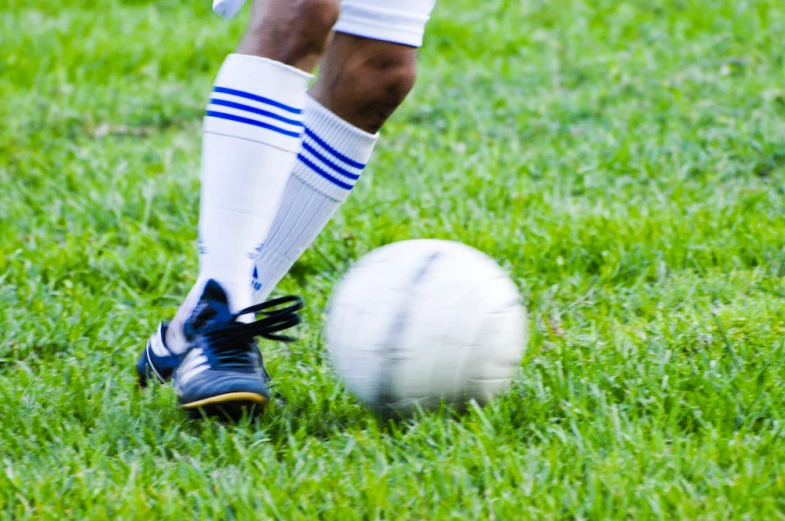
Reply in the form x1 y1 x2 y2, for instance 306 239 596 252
301 141 361 181
209 98 303 127
213 87 303 115
297 154 353 191
304 128 366 170
205 111 302 138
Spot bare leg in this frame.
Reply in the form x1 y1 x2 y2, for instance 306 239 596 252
238 0 339 70
310 33 419 133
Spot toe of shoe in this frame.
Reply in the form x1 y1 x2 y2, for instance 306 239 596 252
136 349 152 387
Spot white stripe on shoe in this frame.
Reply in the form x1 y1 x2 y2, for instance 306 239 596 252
176 348 209 388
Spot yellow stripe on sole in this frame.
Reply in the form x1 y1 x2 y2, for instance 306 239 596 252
182 392 268 409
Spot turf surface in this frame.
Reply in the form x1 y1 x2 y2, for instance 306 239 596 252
2 0 785 518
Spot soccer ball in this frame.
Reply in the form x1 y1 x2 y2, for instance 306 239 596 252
326 239 527 416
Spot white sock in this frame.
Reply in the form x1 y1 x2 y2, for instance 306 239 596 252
166 54 311 354
251 94 378 302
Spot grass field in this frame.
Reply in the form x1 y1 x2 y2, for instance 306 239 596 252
2 0 785 518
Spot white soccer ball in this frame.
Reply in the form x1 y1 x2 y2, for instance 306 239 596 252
326 239 527 415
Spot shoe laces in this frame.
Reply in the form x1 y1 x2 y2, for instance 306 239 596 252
202 296 304 369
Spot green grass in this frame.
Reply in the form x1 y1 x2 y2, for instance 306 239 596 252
2 0 785 518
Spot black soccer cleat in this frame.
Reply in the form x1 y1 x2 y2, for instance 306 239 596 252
137 322 184 387
172 279 303 420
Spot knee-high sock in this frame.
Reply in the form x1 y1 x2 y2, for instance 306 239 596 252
166 54 311 354
251 94 378 302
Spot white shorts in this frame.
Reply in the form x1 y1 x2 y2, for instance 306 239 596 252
213 0 437 49
334 0 438 48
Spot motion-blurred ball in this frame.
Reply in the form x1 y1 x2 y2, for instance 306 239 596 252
326 240 527 416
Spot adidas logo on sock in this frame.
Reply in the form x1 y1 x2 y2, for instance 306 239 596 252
251 266 262 292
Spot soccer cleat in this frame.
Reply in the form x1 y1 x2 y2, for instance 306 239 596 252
136 322 183 387
173 279 303 419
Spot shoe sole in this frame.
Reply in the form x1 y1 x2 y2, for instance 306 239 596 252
181 392 268 420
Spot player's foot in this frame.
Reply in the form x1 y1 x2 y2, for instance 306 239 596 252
173 279 303 420
136 322 183 387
